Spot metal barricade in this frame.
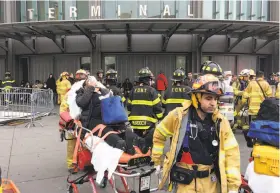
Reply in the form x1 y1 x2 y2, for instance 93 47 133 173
0 87 54 128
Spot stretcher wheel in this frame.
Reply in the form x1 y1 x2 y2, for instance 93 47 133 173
99 177 107 188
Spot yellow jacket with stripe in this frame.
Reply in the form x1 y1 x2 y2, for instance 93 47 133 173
242 78 272 115
276 83 280 99
152 101 241 193
56 78 62 94
127 84 163 129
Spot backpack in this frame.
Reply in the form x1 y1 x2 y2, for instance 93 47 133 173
248 120 279 147
256 98 279 122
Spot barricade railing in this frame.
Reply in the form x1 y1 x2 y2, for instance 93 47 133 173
0 87 54 128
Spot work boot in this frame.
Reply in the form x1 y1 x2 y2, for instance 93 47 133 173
115 139 127 152
134 137 149 154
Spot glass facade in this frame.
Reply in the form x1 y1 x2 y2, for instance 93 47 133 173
8 0 272 22
0 1 4 23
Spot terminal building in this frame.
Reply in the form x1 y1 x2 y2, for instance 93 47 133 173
0 0 279 83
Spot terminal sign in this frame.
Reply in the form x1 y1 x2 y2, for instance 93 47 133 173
27 4 193 20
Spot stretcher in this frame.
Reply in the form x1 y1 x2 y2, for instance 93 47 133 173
0 167 20 193
62 121 160 193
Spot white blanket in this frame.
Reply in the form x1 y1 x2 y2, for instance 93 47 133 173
85 134 123 184
67 80 85 119
244 161 280 193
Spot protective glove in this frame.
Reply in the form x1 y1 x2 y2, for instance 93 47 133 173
154 165 161 175
228 191 238 193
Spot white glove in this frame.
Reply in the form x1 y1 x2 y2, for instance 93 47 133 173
155 165 161 175
228 191 238 193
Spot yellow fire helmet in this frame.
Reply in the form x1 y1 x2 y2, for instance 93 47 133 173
190 74 224 109
75 69 88 80
61 71 69 77
249 69 256 76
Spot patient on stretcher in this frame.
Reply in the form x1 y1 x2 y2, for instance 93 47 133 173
76 77 152 155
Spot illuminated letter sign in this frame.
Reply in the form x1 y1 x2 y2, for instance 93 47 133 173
91 6 101 17
139 5 147 16
70 6 77 18
48 8 55 19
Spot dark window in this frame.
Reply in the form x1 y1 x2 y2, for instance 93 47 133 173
104 56 116 71
38 1 46 21
20 58 29 83
0 1 4 23
80 57 91 71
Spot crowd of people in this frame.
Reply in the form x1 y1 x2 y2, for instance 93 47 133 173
0 61 279 193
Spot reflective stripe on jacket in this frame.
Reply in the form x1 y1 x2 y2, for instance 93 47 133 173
242 78 272 115
152 101 241 193
127 85 163 129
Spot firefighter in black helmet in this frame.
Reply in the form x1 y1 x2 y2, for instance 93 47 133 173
96 69 105 84
105 69 126 103
127 67 163 147
1 71 16 90
200 61 223 76
162 68 191 118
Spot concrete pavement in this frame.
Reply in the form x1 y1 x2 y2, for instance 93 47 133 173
0 109 251 193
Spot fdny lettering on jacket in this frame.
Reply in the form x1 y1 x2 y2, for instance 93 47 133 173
134 88 148 93
172 87 186 92
132 121 147 125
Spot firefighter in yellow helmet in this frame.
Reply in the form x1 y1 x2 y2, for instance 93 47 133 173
152 74 241 193
249 69 256 81
56 73 62 105
241 71 272 147
232 69 250 131
59 69 88 173
59 72 71 111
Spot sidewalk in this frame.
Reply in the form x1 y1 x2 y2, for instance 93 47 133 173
0 108 251 193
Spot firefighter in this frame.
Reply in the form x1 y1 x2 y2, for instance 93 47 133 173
200 61 223 77
105 69 126 103
1 71 16 108
1 71 16 89
96 69 105 84
59 72 71 111
60 69 88 173
232 69 250 131
242 71 272 147
162 68 191 118
127 67 163 146
275 72 280 98
56 73 62 105
152 74 241 193
249 69 256 81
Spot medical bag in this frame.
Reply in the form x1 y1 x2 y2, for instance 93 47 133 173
257 98 279 122
101 96 128 125
252 143 279 177
247 120 279 147
59 111 74 130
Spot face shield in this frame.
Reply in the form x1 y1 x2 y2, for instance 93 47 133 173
194 81 224 96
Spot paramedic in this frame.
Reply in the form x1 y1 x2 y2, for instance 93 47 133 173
162 68 191 118
152 74 241 193
105 69 126 103
127 67 163 147
232 69 250 131
60 69 88 174
242 71 272 147
76 76 147 155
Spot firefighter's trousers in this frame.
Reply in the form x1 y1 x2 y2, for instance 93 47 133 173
175 164 220 193
67 133 76 169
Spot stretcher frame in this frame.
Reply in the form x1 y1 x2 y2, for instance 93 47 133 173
62 123 160 193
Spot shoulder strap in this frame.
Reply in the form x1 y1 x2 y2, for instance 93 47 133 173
256 80 267 99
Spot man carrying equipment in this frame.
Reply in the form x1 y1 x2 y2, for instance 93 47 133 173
152 74 241 193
